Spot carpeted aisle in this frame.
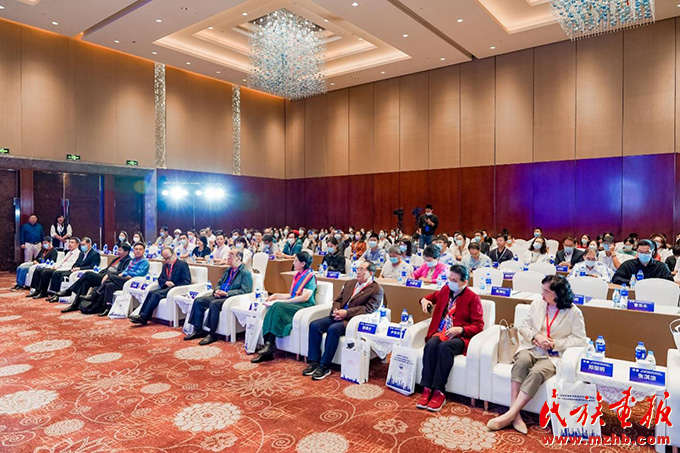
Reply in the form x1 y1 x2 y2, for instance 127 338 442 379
0 272 655 452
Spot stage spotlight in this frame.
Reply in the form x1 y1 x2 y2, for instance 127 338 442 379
169 187 187 200
161 189 169 196
195 190 203 196
204 187 225 200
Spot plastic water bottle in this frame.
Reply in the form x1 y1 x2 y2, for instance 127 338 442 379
145 275 151 283
485 272 492 294
513 255 519 262
94 265 100 273
378 305 389 330
620 284 629 308
646 351 656 369
579 268 586 277
206 281 212 291
253 289 261 311
379 255 385 267
437 272 446 289
322 262 328 276
208 254 214 265
351 260 358 278
479 275 486 293
399 309 409 338
636 270 644 282
630 274 637 289
398 269 407 284
522 262 529 272
635 342 647 361
595 335 606 357
112 245 118 255
585 339 595 358
405 256 411 264
612 289 621 308
352 253 357 262
103 244 108 254
93 243 98 251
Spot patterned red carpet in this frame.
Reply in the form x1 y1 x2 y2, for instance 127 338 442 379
0 272 655 452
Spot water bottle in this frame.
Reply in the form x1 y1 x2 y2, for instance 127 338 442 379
405 256 411 264
522 262 529 272
208 254 214 265
646 351 656 369
322 262 328 276
112 245 118 255
206 281 212 291
630 274 637 289
253 288 261 311
353 253 357 262
636 270 644 282
399 309 409 338
513 255 519 261
612 289 621 308
595 335 606 357
103 244 108 254
145 275 151 283
378 305 388 331
635 342 647 361
351 260 358 278
379 255 385 267
93 243 98 251
94 265 100 273
398 268 407 284
579 268 586 277
620 284 629 308
485 272 492 294
585 339 595 358
479 275 486 293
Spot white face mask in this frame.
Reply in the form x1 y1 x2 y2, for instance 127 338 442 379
585 259 596 268
119 235 125 241
288 238 295 245
133 236 140 242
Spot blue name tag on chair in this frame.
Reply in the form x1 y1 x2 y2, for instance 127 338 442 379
556 265 569 272
627 300 654 312
358 322 377 335
503 272 515 280
318 251 326 256
573 294 593 305
326 271 340 279
130 281 140 289
386 326 402 339
405 279 422 288
630 367 665 386
580 358 614 377
492 262 499 268
490 286 511 297
141 283 148 290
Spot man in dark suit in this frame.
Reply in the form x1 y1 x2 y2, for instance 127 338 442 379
487 233 515 264
29 238 80 299
45 237 100 301
130 247 191 325
555 236 584 269
304 261 384 380
184 250 253 345
59 243 132 311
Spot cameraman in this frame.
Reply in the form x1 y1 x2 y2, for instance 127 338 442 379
417 204 439 249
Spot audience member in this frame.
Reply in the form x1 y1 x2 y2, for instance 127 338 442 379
20 214 44 262
611 239 673 284
50 215 72 249
321 237 346 274
156 226 173 247
360 234 386 265
433 236 455 265
380 246 414 280
555 236 584 268
191 236 211 259
277 231 302 259
46 237 100 302
567 247 613 282
13 236 57 290
413 245 448 284
28 237 80 299
116 231 130 248
524 237 550 264
460 242 492 271
487 233 514 264
418 204 439 248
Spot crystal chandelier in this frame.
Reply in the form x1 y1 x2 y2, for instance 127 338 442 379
549 0 655 40
249 9 326 100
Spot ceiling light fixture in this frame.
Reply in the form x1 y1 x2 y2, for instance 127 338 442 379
51 21 59 25
440 57 446 61
186 61 191 65
457 19 463 23
402 33 408 37
208 26 214 30
490 46 496 49
152 51 158 55
243 78 247 82
324 19 329 22
550 0 654 40
156 19 162 23
0 6 5 10
381 71 385 74
352 2 359 6
216 71 221 74
242 12 248 16
330 82 335 86
114 40 120 43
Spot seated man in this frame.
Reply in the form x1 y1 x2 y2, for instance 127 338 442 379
262 234 279 255
460 242 492 272
433 236 455 266
555 236 584 269
184 250 253 345
156 226 173 247
211 233 230 262
380 245 414 280
83 243 150 316
487 233 514 264
598 234 622 273
472 230 490 255
611 239 673 285
13 236 57 290
360 234 386 265
321 237 346 273
130 247 192 325
567 246 613 283
47 237 100 302
251 231 265 253
304 261 383 380
60 243 133 313
175 233 194 260
28 238 80 299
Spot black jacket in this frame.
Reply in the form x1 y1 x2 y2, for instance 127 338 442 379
74 248 101 270
555 249 585 267
37 247 58 264
611 258 673 285
487 247 514 264
158 259 192 288
322 251 346 273
102 254 132 276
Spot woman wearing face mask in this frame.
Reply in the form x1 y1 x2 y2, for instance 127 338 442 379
116 231 130 248
451 232 469 262
577 234 591 251
650 234 669 261
620 237 636 256
398 239 414 263
191 236 211 260
377 231 390 250
131 231 145 246
567 247 613 282
350 231 367 259
524 238 550 264
379 246 414 280
413 245 448 284
277 232 303 260
416 264 484 412
487 275 587 434
230 237 253 269
50 215 72 249
321 238 346 273
532 228 543 240
303 230 319 252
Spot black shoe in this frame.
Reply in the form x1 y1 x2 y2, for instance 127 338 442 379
255 341 276 357
33 292 47 299
54 291 68 298
26 291 37 298
184 331 208 341
198 335 218 346
98 307 110 317
250 353 274 363
312 365 331 380
129 316 147 325
80 294 94 302
61 304 79 313
10 285 22 291
47 295 58 302
302 362 318 376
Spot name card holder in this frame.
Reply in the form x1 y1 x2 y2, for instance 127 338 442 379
580 358 614 378
503 272 515 280
386 326 403 339
627 300 654 312
358 322 378 335
130 281 140 289
490 286 511 297
573 294 593 305
405 279 422 288
326 271 340 279
630 367 665 386
556 265 569 272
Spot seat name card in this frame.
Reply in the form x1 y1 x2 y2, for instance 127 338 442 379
326 271 340 279
490 286 511 297
629 367 665 386
573 294 593 305
580 358 614 377
130 281 140 289
503 272 515 280
556 265 569 272
405 279 422 288
358 322 378 335
386 326 403 339
318 251 326 255
627 300 654 312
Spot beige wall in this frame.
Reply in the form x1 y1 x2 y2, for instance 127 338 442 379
285 18 680 176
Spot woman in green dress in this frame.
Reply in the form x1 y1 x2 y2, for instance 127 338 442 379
251 251 317 363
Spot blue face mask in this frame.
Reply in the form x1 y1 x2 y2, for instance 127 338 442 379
564 246 574 254
534 232 541 238
80 245 88 252
389 256 399 264
638 253 652 264
447 281 459 292
43 243 50 249
434 243 442 251
426 260 437 268
399 245 407 253
327 246 335 254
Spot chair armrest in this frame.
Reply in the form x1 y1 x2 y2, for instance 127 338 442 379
345 313 372 341
466 327 504 399
402 318 430 349
558 347 585 384
122 277 146 292
168 282 209 299
478 325 502 402
223 293 255 313
294 302 332 330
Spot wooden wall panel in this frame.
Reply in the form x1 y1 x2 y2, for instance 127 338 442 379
399 72 429 171
326 176 349 229
0 20 21 156
304 178 328 228
427 168 460 234
241 88 285 179
21 27 74 160
399 171 428 234
428 66 460 170
284 179 306 227
348 174 374 230
304 95 327 178
285 100 305 179
349 84 374 175
460 58 495 167
373 79 400 172
115 54 155 168
326 89 349 176
576 34 623 159
495 164 533 239
534 41 576 162
574 156 622 239
262 178 286 228
532 160 575 239
460 166 494 235
373 172 401 230
623 19 675 156
495 50 533 165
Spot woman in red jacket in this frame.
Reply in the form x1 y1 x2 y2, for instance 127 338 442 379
415 264 485 412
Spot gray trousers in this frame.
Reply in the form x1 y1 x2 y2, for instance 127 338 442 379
511 349 556 398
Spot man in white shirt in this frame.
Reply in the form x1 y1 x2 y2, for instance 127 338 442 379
567 247 613 283
171 228 182 248
251 231 265 253
28 238 81 299
434 236 456 265
175 233 194 260
380 246 414 280
460 243 492 272
598 234 621 273
156 227 173 247
262 235 279 255
212 233 230 261
204 227 216 248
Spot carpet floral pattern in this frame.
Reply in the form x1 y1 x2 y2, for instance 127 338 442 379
0 272 656 452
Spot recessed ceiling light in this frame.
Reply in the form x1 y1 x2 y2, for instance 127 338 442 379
156 19 162 23
51 21 59 25
216 71 221 74
242 12 248 16
402 34 408 38
351 2 359 6
114 40 120 43
208 26 214 30
440 57 446 61
324 19 329 22
330 82 335 86
152 51 158 55
186 61 191 65
0 6 5 10
457 19 463 23
381 71 385 74
358 37 363 40
490 46 496 50
242 79 247 82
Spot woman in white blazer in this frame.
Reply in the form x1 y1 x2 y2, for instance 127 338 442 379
487 275 587 434
523 237 551 264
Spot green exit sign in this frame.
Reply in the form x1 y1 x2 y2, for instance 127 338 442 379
0 148 9 155
66 154 81 161
126 159 138 166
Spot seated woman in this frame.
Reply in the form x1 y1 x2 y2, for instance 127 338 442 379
577 234 591 251
487 275 587 434
251 251 317 363
566 247 613 282
524 237 550 264
116 230 130 248
413 245 448 284
350 231 367 259
380 246 414 280
620 237 636 256
131 231 145 246
191 236 211 260
276 231 303 259
416 264 484 411
398 238 414 264
451 232 469 261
